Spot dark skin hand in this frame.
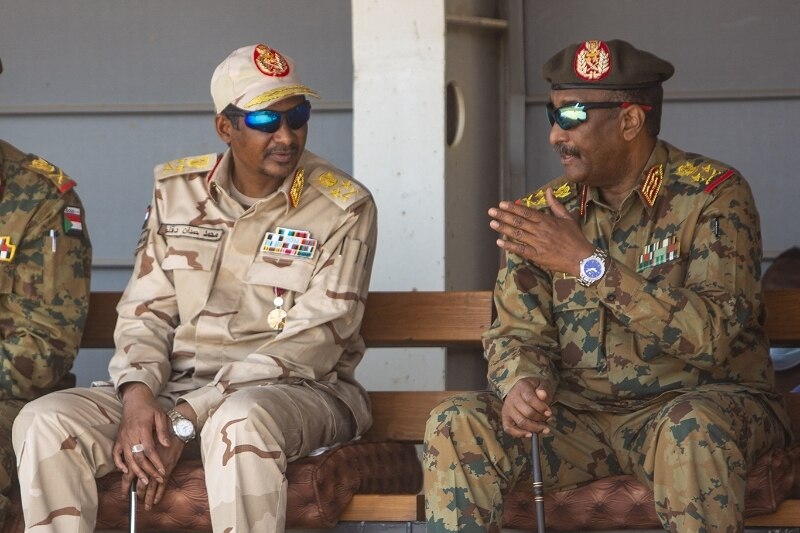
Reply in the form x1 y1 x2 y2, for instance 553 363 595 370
490 188 596 437
488 188 595 277
502 377 555 438
112 382 197 509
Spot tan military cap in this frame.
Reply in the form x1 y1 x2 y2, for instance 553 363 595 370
543 39 674 90
210 43 319 113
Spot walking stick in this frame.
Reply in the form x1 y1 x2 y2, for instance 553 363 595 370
531 433 546 533
129 477 137 533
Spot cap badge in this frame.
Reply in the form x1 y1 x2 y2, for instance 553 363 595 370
253 44 290 77
574 40 611 81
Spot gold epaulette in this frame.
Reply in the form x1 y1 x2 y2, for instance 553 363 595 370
22 156 76 194
673 160 735 194
517 181 577 209
155 153 218 181
309 168 369 210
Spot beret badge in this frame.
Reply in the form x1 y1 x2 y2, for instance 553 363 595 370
253 44 290 77
574 40 611 81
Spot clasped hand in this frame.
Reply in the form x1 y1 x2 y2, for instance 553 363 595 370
112 383 185 510
488 187 594 276
502 378 554 438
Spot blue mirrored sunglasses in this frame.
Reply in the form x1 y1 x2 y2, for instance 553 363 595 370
238 100 312 133
546 101 652 130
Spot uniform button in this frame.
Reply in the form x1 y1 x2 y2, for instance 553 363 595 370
606 293 616 302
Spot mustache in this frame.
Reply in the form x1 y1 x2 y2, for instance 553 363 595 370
265 143 298 156
554 144 580 158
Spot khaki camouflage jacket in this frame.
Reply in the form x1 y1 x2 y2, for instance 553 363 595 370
0 140 92 400
485 140 787 419
109 149 377 433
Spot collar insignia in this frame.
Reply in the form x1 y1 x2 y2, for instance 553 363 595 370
579 184 589 217
290 167 305 208
640 164 664 207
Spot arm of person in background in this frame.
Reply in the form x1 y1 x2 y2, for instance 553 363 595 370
0 159 92 400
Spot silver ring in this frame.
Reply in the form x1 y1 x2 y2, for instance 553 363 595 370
131 443 145 454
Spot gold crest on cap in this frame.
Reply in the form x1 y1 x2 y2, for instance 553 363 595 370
574 40 611 81
253 44 290 77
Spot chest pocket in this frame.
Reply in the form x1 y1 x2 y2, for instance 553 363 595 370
552 277 605 370
161 239 219 272
161 240 219 321
245 258 315 295
637 256 687 287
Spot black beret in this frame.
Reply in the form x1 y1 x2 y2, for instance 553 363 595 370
542 39 674 90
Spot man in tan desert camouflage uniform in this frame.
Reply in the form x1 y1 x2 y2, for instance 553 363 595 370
0 56 92 528
14 43 376 532
424 39 791 532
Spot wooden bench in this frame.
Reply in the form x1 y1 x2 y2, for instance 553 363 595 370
6 289 800 530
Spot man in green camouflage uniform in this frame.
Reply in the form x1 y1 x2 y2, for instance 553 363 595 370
0 57 92 528
424 39 791 532
13 43 376 532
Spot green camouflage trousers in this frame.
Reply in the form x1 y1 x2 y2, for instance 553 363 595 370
423 390 788 533
13 384 354 533
0 400 25 530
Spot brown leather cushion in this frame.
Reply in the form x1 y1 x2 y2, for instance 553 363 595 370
4 444 796 531
503 445 797 531
0 440 422 532
92 440 422 530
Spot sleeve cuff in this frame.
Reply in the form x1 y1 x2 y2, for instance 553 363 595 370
178 384 225 429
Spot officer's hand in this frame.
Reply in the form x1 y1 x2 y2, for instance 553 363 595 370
489 188 594 275
113 382 171 494
139 436 185 510
502 377 554 438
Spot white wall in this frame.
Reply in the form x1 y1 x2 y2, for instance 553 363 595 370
352 0 449 391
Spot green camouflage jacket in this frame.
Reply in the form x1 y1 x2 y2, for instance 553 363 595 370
0 140 91 400
485 140 786 419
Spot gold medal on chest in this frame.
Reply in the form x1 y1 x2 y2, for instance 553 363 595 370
268 292 287 331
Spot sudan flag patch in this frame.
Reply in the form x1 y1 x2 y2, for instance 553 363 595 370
63 206 83 236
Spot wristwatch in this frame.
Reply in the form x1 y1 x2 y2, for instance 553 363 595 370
166 408 196 443
577 248 609 287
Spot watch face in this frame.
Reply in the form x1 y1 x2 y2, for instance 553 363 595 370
175 418 194 438
583 258 604 280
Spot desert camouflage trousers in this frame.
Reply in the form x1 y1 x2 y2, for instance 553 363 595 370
12 383 355 533
424 390 789 533
0 400 25 530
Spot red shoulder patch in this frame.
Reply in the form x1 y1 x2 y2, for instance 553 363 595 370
704 169 734 193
